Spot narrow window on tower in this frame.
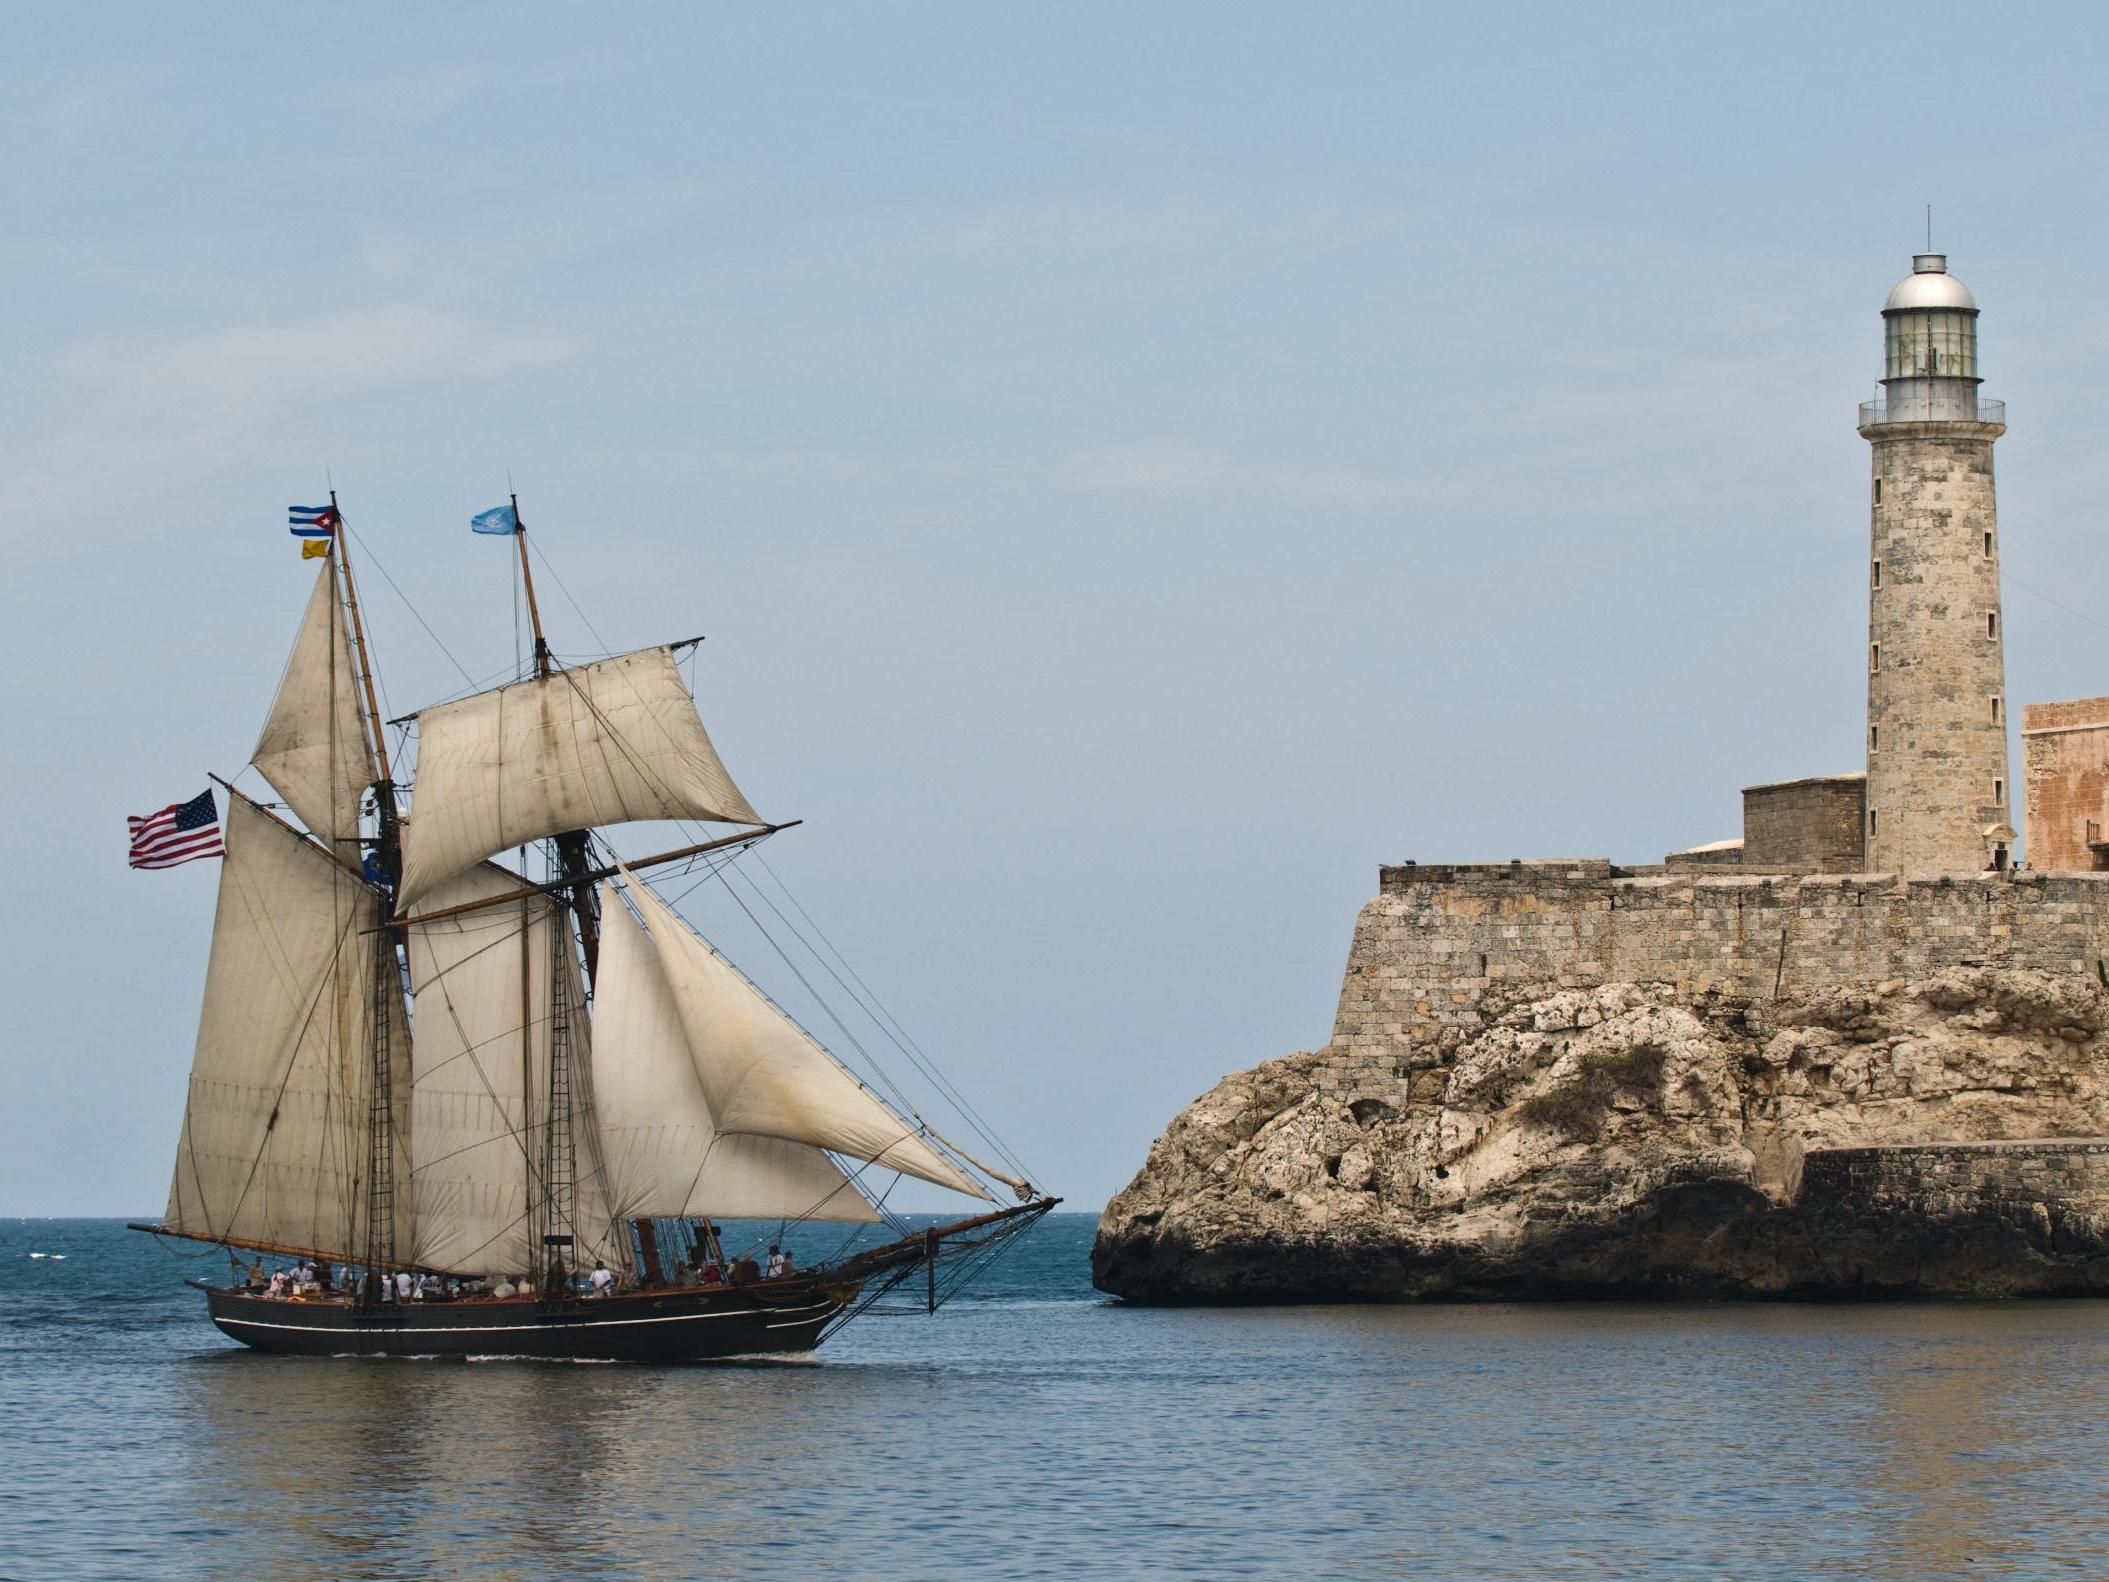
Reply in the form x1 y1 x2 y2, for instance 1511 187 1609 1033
1872 559 1882 589
1870 643 1881 673
1984 531 1994 559
1991 696 2002 723
1994 778 2005 806
1874 479 1883 505
1869 808 1879 837
1986 611 1999 639
1870 723 1879 752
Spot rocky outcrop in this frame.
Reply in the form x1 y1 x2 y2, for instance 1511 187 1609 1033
1093 970 2109 1301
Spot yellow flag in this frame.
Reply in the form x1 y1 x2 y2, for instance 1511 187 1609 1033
301 538 332 560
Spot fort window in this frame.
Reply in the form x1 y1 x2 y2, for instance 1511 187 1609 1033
1984 531 1994 559
1872 559 1881 589
1874 478 1883 504
1870 724 1879 752
1870 643 1881 673
1994 778 2005 806
1986 611 1999 639
1991 696 2002 722
1869 808 1879 836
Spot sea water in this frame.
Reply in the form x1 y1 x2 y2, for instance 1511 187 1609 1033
5 1215 2109 1580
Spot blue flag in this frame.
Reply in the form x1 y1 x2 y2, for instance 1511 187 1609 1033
471 503 518 535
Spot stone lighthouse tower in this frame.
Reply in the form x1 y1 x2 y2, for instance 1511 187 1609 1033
1861 252 2015 874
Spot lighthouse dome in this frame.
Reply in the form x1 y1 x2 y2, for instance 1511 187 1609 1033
1884 254 1977 313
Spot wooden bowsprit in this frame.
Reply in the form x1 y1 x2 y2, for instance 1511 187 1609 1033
817 1197 1061 1340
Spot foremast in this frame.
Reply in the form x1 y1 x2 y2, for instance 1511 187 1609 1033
329 497 409 1288
145 518 409 1277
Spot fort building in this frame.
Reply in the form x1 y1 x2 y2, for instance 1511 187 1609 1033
1318 252 2109 1097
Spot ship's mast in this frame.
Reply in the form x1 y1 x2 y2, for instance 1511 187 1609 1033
508 496 603 985
331 493 408 1289
330 491 402 873
507 497 599 1283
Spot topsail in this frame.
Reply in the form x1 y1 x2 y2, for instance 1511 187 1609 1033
251 562 378 854
396 647 761 907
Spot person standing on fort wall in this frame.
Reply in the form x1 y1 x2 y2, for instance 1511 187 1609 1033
1861 250 2017 875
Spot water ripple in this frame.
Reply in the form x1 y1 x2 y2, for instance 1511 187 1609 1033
6 1217 2109 1579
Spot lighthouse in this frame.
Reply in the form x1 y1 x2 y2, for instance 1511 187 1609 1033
1861 252 2015 874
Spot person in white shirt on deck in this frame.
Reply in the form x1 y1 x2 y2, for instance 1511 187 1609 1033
394 1270 414 1302
765 1246 788 1280
588 1263 614 1296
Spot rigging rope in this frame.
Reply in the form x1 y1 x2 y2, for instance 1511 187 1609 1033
342 524 477 690
528 535 613 655
381 518 1038 1206
750 850 1033 1180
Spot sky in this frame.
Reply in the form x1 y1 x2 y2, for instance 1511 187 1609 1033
8 2 2109 1216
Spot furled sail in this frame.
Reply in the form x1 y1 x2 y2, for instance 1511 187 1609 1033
623 871 993 1201
252 561 378 854
593 890 878 1224
406 863 624 1276
164 797 410 1260
396 647 761 907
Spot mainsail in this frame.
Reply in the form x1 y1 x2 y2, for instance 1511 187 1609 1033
251 561 377 855
622 871 993 1201
592 891 878 1224
405 862 625 1276
396 647 761 908
164 797 410 1259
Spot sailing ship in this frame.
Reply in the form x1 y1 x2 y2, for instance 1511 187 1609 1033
130 498 1055 1361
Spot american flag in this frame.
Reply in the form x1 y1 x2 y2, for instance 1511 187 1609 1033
128 789 224 870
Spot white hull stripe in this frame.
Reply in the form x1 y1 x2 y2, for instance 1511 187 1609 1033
213 1300 837 1338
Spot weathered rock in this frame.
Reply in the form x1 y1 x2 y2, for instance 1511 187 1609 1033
1093 970 2109 1302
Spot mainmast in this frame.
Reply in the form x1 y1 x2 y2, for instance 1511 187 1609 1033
507 497 598 1281
507 496 604 986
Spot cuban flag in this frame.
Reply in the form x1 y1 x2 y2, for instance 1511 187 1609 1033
289 504 338 538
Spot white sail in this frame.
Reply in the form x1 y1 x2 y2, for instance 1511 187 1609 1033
405 863 624 1276
397 647 761 908
252 561 376 854
165 797 407 1259
593 891 878 1224
623 872 993 1201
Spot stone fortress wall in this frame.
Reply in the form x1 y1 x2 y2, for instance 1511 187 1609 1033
1799 1139 2109 1230
1317 859 2109 1100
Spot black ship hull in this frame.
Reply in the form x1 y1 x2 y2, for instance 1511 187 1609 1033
200 1279 860 1362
